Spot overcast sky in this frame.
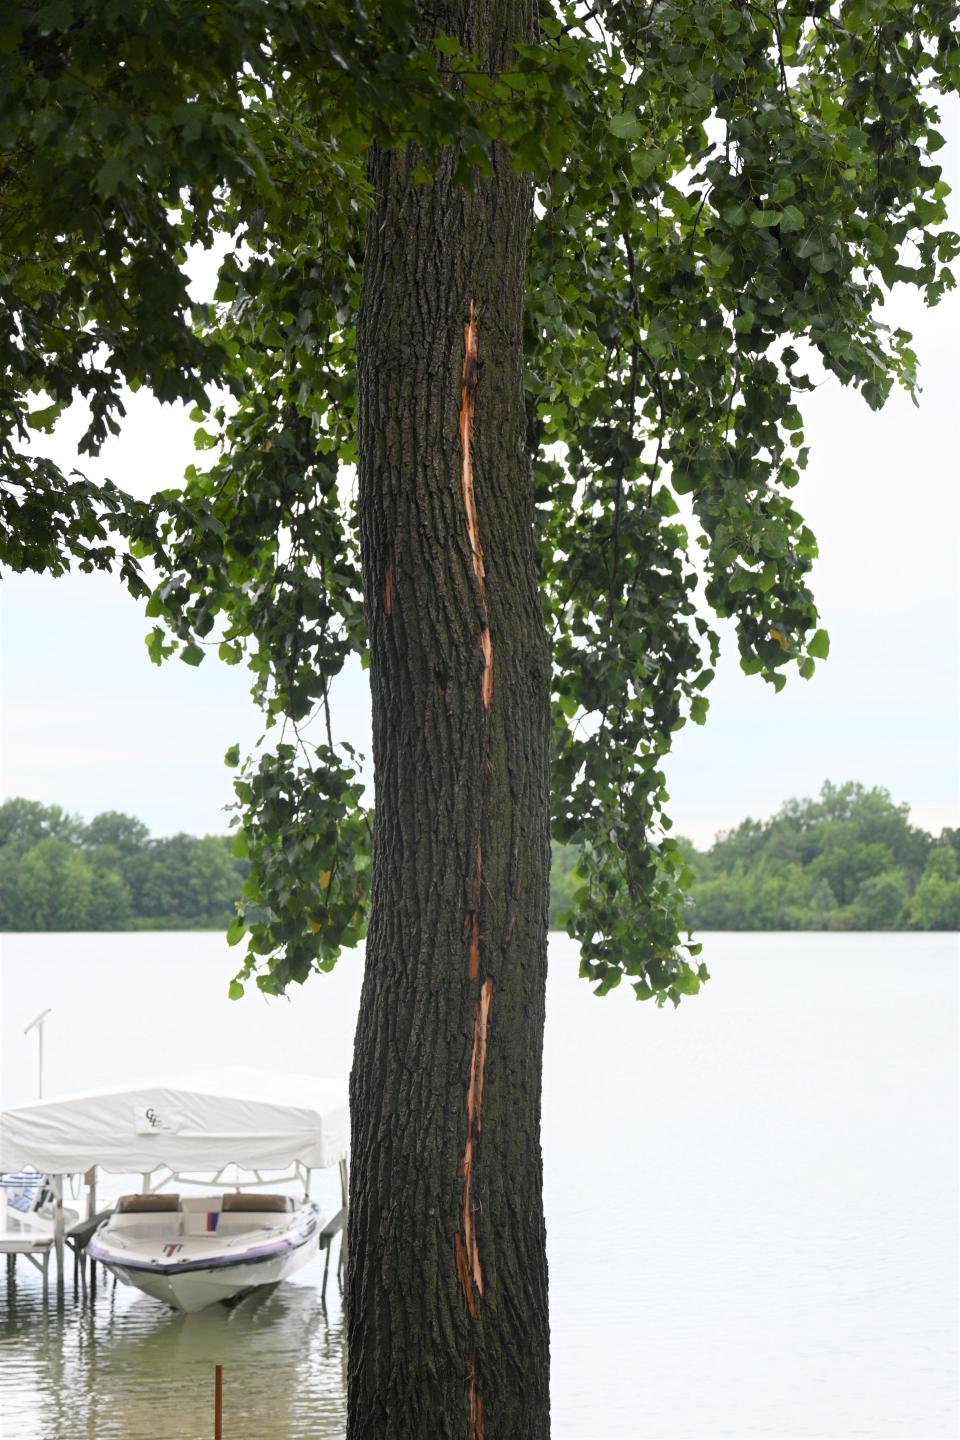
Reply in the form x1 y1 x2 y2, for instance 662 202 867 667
2 111 957 849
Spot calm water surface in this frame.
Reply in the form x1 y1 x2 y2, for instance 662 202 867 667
1 932 957 1439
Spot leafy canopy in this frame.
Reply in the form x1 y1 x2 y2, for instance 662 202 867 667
2 1 956 1003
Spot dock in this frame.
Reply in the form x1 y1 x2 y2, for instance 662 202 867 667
2 1170 112 1300
2 1207 114 1298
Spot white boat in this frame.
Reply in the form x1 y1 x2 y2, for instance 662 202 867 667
87 1191 322 1312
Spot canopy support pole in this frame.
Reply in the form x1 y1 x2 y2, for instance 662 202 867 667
52 1174 65 1304
338 1157 349 1292
85 1166 97 1219
321 1241 332 1302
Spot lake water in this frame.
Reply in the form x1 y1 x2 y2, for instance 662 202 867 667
1 931 957 1439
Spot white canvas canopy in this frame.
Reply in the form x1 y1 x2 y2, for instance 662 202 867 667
0 1068 349 1176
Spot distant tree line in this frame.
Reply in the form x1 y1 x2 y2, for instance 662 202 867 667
550 783 960 932
0 798 248 931
2 784 957 933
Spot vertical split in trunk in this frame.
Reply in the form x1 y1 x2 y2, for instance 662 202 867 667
459 299 494 711
459 301 484 593
455 973 493 1316
350 3 550 1437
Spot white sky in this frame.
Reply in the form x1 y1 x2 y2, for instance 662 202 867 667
2 111 957 849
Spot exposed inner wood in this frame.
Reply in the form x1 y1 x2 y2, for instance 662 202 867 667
459 300 485 597
479 628 493 711
467 1350 484 1440
468 912 481 981
454 1230 475 1319
459 300 494 710
457 975 493 1315
466 836 482 979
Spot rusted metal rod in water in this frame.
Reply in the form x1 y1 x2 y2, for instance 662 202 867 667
214 1364 223 1439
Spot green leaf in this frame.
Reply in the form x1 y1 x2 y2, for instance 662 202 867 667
808 628 830 660
654 486 680 517
26 403 63 433
94 155 129 198
608 112 643 140
145 628 172 667
794 235 823 258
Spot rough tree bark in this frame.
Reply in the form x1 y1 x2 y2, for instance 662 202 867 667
350 2 551 1436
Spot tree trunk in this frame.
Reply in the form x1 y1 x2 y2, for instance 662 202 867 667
350 4 550 1436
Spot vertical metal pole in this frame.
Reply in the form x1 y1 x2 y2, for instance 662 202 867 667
214 1364 223 1440
338 1156 349 1291
79 1165 97 1306
52 1174 65 1304
23 1008 52 1100
321 1241 331 1302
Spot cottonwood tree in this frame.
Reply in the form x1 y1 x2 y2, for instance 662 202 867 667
2 3 956 1435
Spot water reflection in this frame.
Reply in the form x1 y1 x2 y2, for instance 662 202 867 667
1 1256 347 1440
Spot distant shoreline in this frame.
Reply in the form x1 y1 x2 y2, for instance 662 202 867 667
3 784 958 936
2 925 956 936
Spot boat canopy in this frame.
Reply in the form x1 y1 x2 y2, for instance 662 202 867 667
0 1068 349 1176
